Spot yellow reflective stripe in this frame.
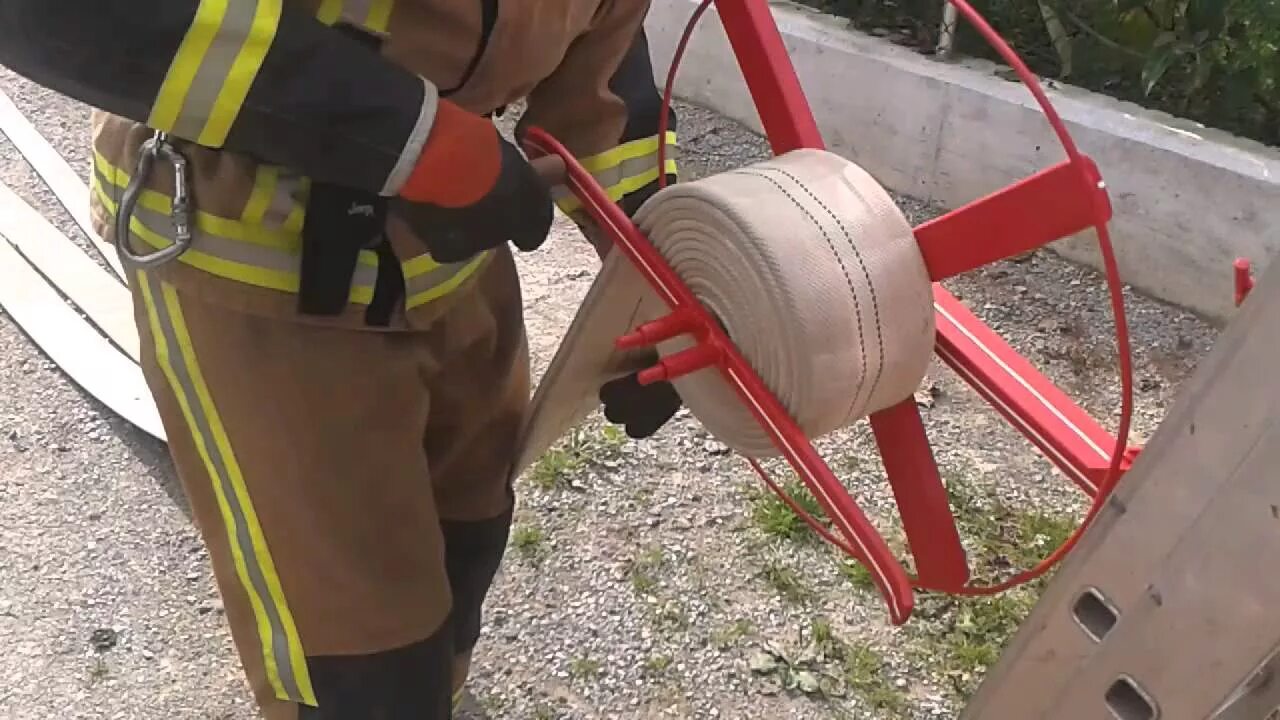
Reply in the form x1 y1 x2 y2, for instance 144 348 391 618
400 252 445 278
555 132 679 214
138 270 317 706
94 179 380 302
98 181 306 293
406 252 489 309
150 0 227 132
261 170 308 234
242 164 305 234
93 150 304 252
577 154 680 193
283 188 307 234
93 150 487 307
241 165 279 225
578 131 677 174
315 0 394 32
204 0 282 146
316 0 343 24
366 0 395 32
147 0 281 148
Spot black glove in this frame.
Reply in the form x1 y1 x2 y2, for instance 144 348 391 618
599 372 683 439
392 102 554 263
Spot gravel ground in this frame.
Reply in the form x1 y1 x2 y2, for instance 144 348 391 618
0 66 1222 720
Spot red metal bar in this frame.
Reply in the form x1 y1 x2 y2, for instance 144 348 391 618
714 0 823 153
917 158 1112 281
873 399 971 590
932 289 1121 495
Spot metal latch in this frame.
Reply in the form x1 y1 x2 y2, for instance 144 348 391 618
114 131 192 269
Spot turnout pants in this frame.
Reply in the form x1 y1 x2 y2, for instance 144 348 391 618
129 246 530 719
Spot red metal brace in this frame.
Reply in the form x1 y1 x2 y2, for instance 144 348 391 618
524 0 1134 624
524 128 917 622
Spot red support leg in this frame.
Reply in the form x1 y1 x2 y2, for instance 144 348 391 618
871 400 971 590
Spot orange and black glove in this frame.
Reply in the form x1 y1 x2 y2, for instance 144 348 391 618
393 100 554 263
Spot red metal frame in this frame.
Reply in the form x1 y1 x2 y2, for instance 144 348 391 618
525 129 917 622
525 0 1133 624
715 0 1127 494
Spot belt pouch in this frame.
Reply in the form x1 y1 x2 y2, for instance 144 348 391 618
297 181 388 316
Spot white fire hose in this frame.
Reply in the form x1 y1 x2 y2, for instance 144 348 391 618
514 148 937 474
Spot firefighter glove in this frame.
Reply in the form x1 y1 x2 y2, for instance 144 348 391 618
394 100 554 263
599 371 683 439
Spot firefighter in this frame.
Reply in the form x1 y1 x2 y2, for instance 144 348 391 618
0 0 684 716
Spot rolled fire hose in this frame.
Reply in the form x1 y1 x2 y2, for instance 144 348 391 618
512 148 937 476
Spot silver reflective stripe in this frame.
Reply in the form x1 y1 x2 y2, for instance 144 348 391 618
171 0 268 141
347 0 395 32
262 170 306 232
381 77 439 196
552 145 680 205
406 255 479 297
592 147 680 190
340 0 375 25
95 164 379 292
139 270 309 703
97 154 486 307
130 198 380 292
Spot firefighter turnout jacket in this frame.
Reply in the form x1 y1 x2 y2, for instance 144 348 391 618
0 0 678 329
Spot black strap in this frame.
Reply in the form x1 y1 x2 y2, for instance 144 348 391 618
294 22 402 323
364 237 404 327
297 182 389 318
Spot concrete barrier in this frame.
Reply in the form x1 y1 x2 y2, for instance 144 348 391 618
644 0 1280 322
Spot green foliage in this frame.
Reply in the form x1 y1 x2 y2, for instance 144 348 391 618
799 0 1279 146
749 477 828 543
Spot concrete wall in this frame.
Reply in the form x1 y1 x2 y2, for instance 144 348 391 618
644 0 1280 322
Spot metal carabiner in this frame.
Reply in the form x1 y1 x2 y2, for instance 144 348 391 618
114 131 193 269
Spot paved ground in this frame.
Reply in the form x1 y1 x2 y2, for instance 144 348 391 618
0 65 1222 720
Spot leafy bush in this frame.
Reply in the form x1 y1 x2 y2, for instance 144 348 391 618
799 0 1279 146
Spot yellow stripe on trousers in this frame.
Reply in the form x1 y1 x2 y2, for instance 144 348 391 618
149 0 283 148
138 270 317 707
